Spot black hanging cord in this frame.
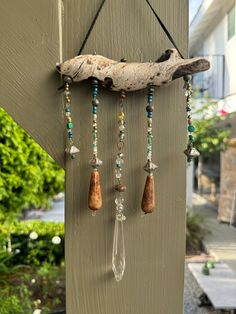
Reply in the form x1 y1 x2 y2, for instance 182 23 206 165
77 0 106 55
77 0 184 59
145 0 184 59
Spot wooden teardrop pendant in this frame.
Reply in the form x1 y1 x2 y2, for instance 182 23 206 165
141 175 155 214
88 170 102 211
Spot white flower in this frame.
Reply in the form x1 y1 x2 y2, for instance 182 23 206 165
52 236 61 245
29 231 38 240
31 278 36 284
33 310 41 314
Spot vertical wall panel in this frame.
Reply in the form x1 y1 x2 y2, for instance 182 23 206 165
0 0 64 167
64 1 188 313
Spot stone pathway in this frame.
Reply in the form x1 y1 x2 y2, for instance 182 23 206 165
192 193 236 272
184 264 221 314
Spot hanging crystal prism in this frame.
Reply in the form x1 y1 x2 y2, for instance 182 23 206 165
112 213 126 282
112 90 127 281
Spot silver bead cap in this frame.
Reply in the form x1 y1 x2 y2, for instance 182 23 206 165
65 145 80 155
144 161 158 174
89 157 103 168
184 146 200 158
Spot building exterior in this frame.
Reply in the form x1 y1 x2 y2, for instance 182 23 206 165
189 0 236 223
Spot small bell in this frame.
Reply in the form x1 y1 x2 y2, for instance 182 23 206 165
184 145 200 162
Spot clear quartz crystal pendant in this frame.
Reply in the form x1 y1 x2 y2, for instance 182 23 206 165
112 214 126 282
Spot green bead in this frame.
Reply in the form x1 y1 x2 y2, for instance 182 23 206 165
189 135 194 142
67 122 73 129
188 125 195 132
92 133 97 140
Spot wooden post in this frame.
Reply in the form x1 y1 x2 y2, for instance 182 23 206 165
0 1 188 313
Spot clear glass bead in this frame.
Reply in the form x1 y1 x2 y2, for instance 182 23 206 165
112 217 125 282
64 90 71 97
115 168 122 179
116 157 124 166
119 124 125 131
185 90 191 97
115 195 124 205
116 204 124 212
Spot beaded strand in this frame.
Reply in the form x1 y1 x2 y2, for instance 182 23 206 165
141 86 158 214
114 90 127 220
112 90 126 282
88 79 102 214
183 75 200 162
64 76 79 159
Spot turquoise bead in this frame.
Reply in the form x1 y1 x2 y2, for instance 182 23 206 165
67 122 73 129
188 125 195 132
65 107 71 112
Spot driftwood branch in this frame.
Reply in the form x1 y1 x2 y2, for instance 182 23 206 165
57 49 210 91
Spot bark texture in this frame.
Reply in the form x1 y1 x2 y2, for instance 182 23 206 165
57 49 210 91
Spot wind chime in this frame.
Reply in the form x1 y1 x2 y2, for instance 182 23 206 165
57 0 210 282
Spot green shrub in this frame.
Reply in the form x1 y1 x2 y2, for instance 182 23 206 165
0 221 64 267
186 210 205 253
0 108 64 217
0 285 33 314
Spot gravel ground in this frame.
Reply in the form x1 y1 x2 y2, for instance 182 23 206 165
184 264 222 314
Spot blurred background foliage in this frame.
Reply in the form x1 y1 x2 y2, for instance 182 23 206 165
192 97 231 155
0 109 65 313
0 108 64 218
